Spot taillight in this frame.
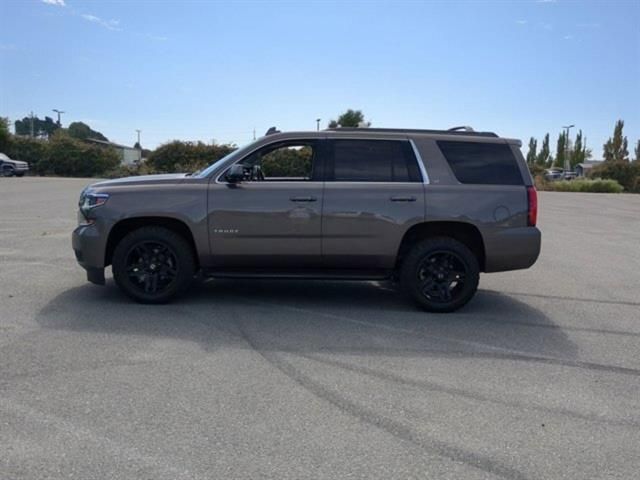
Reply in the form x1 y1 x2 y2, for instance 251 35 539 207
527 186 538 227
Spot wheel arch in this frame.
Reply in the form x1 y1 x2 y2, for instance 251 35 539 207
396 221 486 272
105 216 199 268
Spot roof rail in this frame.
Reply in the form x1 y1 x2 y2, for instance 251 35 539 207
324 127 498 138
448 126 475 132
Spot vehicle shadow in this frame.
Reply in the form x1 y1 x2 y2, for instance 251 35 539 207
36 278 578 360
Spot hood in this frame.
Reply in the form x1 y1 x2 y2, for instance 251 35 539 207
0 153 27 167
90 173 189 188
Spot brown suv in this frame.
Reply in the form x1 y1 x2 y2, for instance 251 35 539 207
72 127 541 312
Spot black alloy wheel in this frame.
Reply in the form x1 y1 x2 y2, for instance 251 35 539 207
401 237 480 312
417 251 468 305
125 241 179 295
112 226 196 303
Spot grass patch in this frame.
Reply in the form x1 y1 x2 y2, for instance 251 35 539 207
544 178 623 193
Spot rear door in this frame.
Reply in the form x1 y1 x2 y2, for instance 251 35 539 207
321 138 426 270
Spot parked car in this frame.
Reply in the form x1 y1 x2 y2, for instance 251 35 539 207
562 171 577 181
544 168 564 181
72 126 541 312
0 153 29 177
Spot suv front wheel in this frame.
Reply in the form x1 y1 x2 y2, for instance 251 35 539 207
112 226 196 304
400 237 480 313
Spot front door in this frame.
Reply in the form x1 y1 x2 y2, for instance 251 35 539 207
208 139 325 269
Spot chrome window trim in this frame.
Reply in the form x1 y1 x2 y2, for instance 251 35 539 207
409 139 430 185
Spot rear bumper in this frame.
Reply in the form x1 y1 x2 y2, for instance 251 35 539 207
72 223 107 285
484 226 541 273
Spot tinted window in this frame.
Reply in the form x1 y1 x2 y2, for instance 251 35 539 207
240 142 315 181
437 141 523 185
330 140 421 182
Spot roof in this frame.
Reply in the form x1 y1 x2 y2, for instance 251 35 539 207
85 137 138 150
260 128 520 146
325 127 499 138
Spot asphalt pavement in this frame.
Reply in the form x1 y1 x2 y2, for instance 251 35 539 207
1 177 639 479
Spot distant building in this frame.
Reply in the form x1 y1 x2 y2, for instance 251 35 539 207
575 161 602 177
85 138 142 166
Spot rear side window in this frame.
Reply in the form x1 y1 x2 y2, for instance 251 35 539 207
329 139 421 182
437 141 523 185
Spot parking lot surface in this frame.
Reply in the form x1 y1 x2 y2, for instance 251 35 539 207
1 177 639 479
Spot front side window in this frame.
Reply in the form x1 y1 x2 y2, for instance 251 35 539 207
239 142 316 181
329 139 421 182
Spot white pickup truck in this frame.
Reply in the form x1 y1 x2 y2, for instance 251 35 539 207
0 153 29 177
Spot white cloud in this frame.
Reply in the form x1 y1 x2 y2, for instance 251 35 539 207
41 0 66 6
81 14 121 31
516 20 528 25
563 35 574 40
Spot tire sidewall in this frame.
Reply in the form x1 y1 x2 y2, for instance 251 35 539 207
112 227 195 304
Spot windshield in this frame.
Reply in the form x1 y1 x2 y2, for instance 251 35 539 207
195 140 256 178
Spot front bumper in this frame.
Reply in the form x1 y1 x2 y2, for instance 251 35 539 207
72 222 107 285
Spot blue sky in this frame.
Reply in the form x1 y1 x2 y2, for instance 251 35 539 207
1 0 639 157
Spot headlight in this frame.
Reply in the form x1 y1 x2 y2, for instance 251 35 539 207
79 191 110 217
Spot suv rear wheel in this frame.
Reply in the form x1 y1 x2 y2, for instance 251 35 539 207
112 226 196 304
400 237 479 313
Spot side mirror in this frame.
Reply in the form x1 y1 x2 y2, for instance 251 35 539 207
226 164 245 183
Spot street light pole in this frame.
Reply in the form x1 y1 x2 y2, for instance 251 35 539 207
562 124 574 172
135 130 142 163
52 109 65 127
316 118 321 131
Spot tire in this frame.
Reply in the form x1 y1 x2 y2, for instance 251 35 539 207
112 226 196 304
400 237 480 313
2 166 14 177
15 173 25 177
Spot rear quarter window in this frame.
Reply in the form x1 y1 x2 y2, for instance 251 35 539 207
437 141 523 185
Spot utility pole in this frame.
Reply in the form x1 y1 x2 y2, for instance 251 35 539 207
30 111 34 138
135 130 142 163
562 124 574 171
52 109 65 127
316 118 321 131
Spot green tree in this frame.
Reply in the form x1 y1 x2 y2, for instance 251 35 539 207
536 133 551 166
67 121 108 142
0 117 10 152
554 131 570 169
148 140 236 173
569 130 591 169
14 115 59 138
634 139 640 162
590 160 640 193
603 119 629 162
328 109 369 128
38 130 120 177
6 136 48 173
526 137 537 165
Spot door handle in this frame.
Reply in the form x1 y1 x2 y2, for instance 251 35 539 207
289 196 317 202
390 196 416 202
